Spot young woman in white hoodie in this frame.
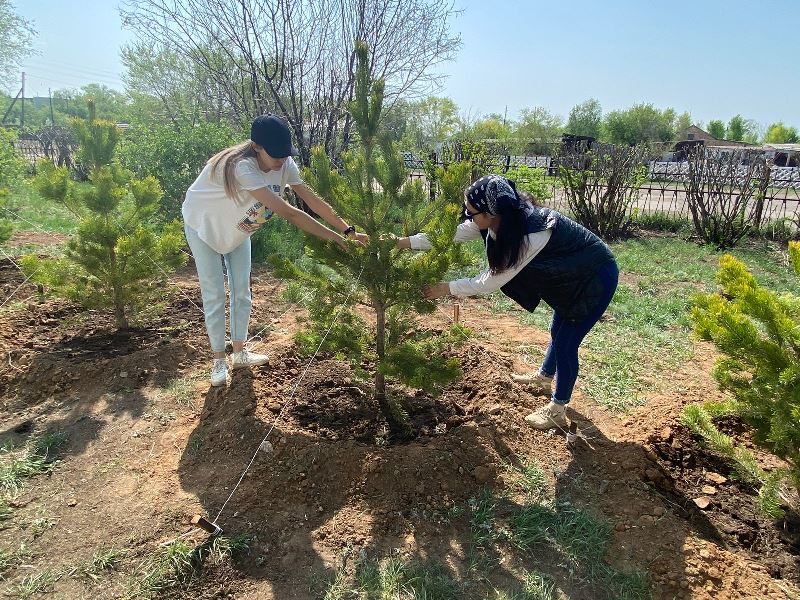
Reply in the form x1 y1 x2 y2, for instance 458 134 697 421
182 114 366 386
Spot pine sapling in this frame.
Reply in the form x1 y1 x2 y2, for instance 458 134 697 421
275 42 471 433
21 103 186 329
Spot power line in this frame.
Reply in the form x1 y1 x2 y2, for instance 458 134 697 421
23 57 125 80
24 72 125 91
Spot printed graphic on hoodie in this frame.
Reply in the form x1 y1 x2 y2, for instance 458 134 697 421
236 184 281 231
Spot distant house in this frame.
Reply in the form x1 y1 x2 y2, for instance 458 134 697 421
682 125 752 148
672 125 759 161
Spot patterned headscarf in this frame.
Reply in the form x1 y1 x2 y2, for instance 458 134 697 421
465 175 522 216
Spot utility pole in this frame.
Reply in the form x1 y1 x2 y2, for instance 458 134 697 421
49 88 55 124
21 72 25 129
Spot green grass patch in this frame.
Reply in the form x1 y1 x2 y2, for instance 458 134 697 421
251 218 306 264
2 546 123 596
0 543 32 582
158 373 204 409
319 457 650 600
0 433 67 495
502 457 549 505
505 457 650 600
322 556 459 600
5 568 58 598
65 548 125 582
630 211 692 235
127 535 249 599
3 181 77 237
489 571 556 600
468 488 504 547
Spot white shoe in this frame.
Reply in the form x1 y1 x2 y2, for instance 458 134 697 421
210 358 228 387
231 349 269 369
512 371 554 391
525 401 568 430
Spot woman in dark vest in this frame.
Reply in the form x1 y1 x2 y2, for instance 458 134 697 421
396 175 618 430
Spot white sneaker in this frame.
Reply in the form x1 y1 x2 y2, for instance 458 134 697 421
231 349 269 369
512 371 554 391
525 401 568 430
210 358 228 387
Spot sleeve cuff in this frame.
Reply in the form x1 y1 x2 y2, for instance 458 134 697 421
408 233 432 250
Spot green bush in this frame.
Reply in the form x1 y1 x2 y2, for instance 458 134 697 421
630 210 692 234
22 108 186 329
250 218 305 264
0 128 27 243
504 164 552 204
117 121 240 221
0 129 27 190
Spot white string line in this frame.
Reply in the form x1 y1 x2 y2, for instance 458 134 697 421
212 259 367 525
0 247 40 310
0 268 38 310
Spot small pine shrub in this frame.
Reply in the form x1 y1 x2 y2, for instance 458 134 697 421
689 246 800 513
273 42 469 432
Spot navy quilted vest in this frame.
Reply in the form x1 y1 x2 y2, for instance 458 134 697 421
482 207 615 322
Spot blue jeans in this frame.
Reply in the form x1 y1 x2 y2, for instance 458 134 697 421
184 225 252 353
540 261 619 405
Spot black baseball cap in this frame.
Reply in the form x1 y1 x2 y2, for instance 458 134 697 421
250 113 298 158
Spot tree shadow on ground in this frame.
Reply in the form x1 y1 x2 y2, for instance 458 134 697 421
0 289 202 460
176 362 550 599
305 404 738 600
549 407 724 600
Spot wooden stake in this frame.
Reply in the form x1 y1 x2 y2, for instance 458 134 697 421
453 303 460 324
191 514 223 535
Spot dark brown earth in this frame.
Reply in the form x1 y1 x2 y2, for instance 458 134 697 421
0 256 797 599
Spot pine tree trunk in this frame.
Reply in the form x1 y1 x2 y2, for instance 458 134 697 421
374 302 396 430
109 246 128 330
113 280 128 330
114 300 128 330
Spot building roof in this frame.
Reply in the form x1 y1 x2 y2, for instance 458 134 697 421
764 143 800 153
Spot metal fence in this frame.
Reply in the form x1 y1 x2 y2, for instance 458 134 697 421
11 126 79 171
402 150 800 225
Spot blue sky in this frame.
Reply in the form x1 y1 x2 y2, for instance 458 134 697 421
11 0 800 131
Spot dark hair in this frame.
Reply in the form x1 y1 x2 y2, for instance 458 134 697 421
487 202 529 274
516 189 539 207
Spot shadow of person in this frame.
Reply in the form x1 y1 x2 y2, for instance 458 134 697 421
548 406 723 600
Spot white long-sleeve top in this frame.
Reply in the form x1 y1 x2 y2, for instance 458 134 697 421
408 219 552 297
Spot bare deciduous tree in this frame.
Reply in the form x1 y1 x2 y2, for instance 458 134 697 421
120 0 461 163
685 148 769 249
558 144 649 240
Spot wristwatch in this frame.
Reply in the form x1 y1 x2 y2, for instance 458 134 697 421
343 225 356 238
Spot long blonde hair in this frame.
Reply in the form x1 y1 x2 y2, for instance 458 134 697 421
207 141 257 202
